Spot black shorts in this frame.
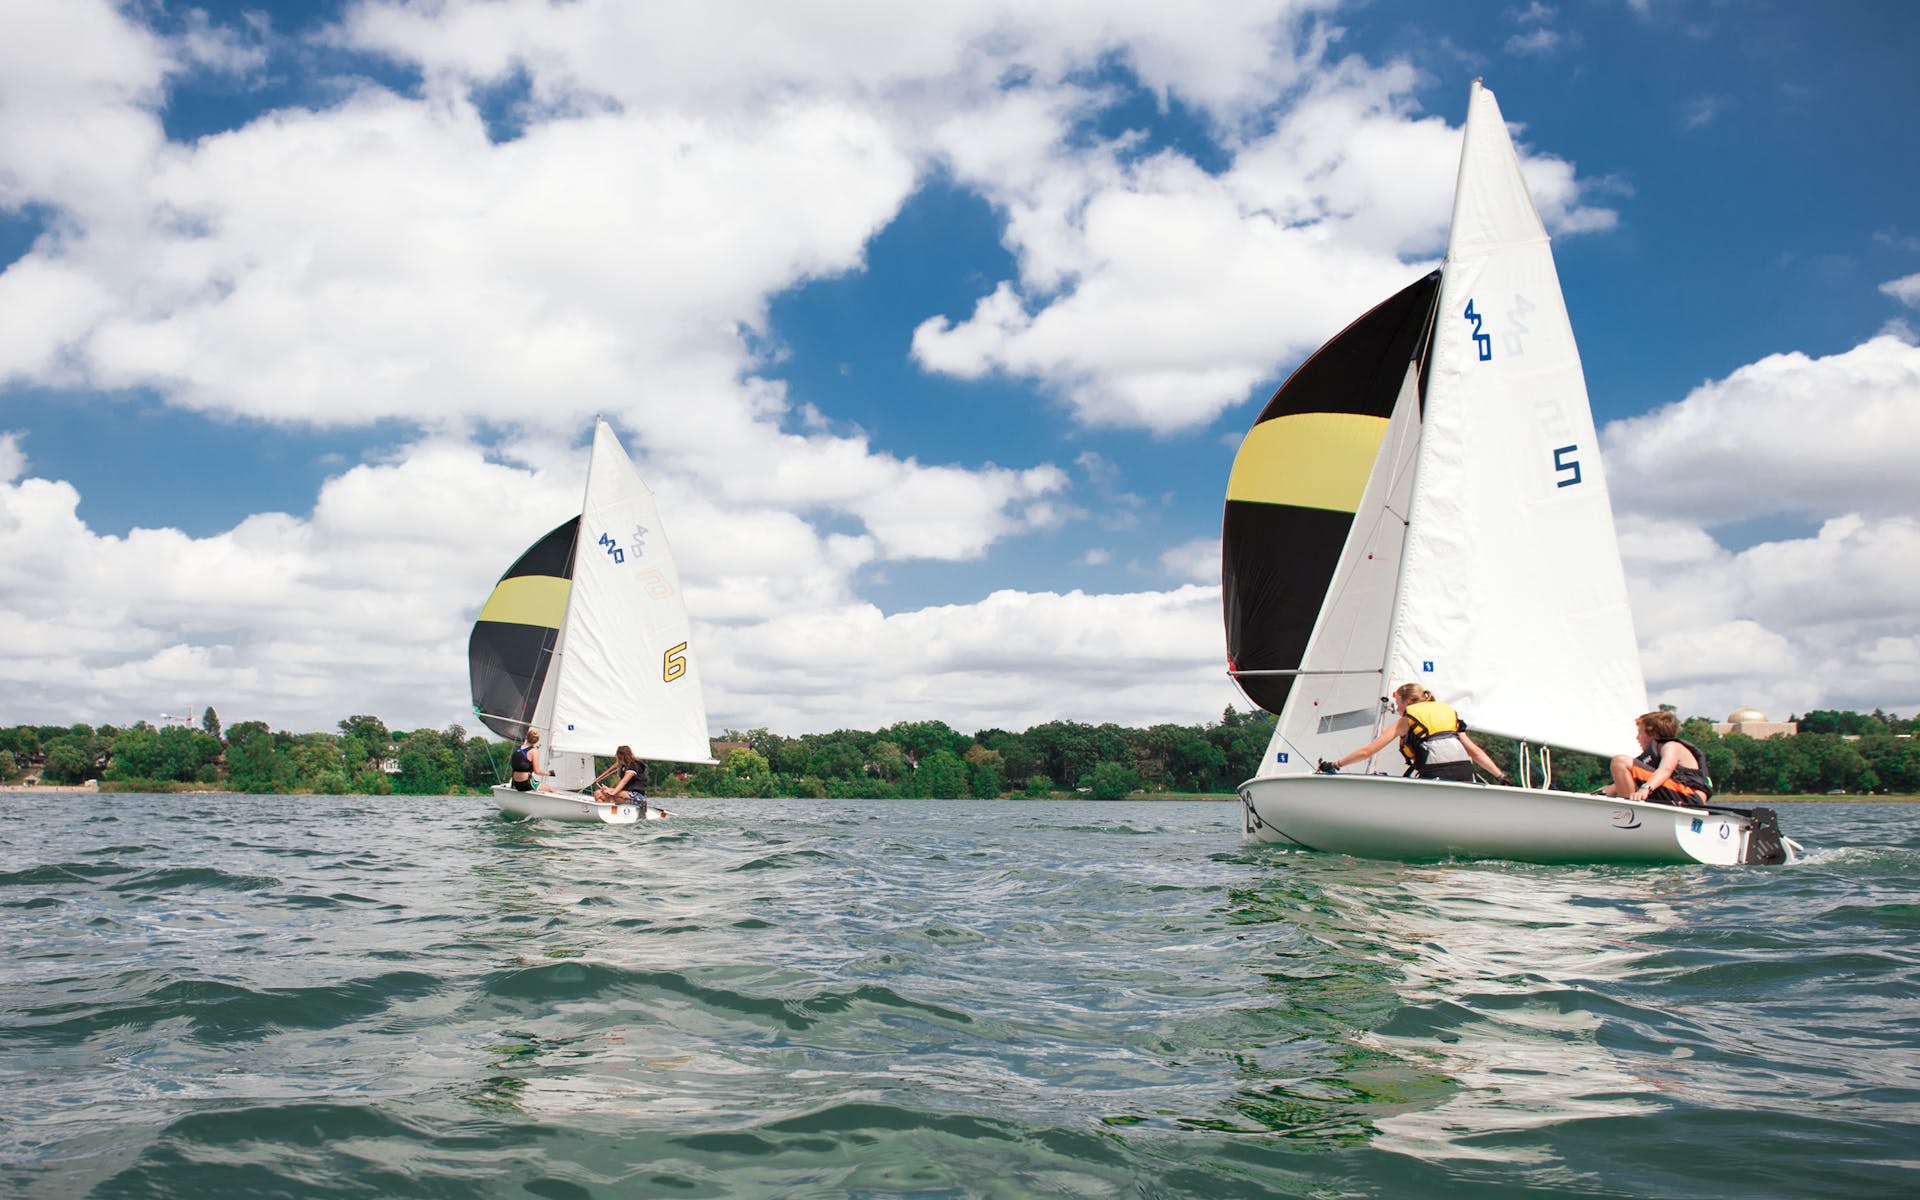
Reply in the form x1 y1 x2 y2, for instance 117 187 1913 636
510 778 534 792
1414 761 1476 782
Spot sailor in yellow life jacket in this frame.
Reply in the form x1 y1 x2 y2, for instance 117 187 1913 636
1319 683 1509 783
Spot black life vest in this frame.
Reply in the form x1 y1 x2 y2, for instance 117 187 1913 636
1632 737 1713 805
510 744 534 773
1401 700 1469 772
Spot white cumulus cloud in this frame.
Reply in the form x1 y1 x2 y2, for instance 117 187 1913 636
1603 332 1920 719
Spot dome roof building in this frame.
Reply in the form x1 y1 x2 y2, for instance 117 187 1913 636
1713 707 1796 739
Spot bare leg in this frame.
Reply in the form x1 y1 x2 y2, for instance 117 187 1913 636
1601 754 1636 797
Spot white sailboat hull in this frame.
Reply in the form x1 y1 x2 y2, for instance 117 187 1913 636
491 784 670 824
1240 774 1795 866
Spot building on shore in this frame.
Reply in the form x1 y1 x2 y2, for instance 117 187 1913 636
1712 708 1797 739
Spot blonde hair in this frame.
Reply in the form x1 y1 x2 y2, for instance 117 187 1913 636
1637 710 1680 740
523 729 541 745
1393 683 1435 706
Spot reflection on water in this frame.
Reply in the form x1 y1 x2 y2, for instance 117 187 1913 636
1348 870 1675 1164
1225 861 1701 1168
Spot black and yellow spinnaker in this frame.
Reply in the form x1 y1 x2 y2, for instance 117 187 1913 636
468 517 580 741
1222 272 1438 714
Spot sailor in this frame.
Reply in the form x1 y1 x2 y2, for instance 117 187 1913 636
1319 683 1509 782
591 745 650 815
509 729 557 792
1601 711 1712 807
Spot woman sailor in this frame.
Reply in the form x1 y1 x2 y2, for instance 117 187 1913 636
509 728 556 792
591 745 651 815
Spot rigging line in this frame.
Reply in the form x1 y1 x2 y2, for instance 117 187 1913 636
1224 677 1314 773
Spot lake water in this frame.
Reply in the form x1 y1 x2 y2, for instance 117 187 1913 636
2 794 1916 1198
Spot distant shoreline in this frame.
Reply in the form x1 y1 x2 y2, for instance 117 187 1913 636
2 786 1912 803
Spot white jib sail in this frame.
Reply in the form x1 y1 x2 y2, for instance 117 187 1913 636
548 420 716 765
1390 81 1646 757
1263 361 1425 777
526 605 597 791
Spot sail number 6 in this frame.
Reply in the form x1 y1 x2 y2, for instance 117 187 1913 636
663 641 689 683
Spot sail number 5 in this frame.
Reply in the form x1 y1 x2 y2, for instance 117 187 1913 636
663 641 689 683
1553 444 1582 488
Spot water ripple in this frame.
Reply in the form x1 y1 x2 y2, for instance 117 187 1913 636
0 794 1916 1198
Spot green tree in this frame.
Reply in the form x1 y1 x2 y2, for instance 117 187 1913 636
810 739 863 780
725 746 770 779
42 738 96 784
201 707 222 742
289 733 347 793
337 716 392 769
963 744 1004 799
1086 760 1140 801
104 724 162 782
980 728 1042 786
877 720 970 763
464 738 507 789
912 748 968 798
1796 710 1881 736
224 721 293 793
0 749 19 783
0 726 41 759
1208 708 1271 785
767 736 812 777
393 729 458 794
867 740 907 783
1023 774 1053 799
107 723 218 783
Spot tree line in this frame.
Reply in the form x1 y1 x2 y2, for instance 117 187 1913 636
1 706 1916 798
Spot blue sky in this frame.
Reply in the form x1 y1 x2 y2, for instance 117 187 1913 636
2 0 1917 737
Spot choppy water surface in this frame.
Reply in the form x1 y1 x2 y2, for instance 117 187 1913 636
2 794 1916 1198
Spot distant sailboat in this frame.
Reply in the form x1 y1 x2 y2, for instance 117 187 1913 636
468 419 715 824
1221 82 1797 865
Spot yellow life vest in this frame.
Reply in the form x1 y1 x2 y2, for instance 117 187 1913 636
1401 700 1463 767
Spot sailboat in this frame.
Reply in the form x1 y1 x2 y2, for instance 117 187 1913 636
1221 81 1797 866
468 418 716 824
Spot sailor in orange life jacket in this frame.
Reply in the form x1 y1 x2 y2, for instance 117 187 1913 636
1318 683 1508 782
1599 709 1712 807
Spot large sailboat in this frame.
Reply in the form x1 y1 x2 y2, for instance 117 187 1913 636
1221 82 1796 866
468 419 715 824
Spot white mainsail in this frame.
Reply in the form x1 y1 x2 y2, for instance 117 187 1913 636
1389 81 1646 757
547 420 715 765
